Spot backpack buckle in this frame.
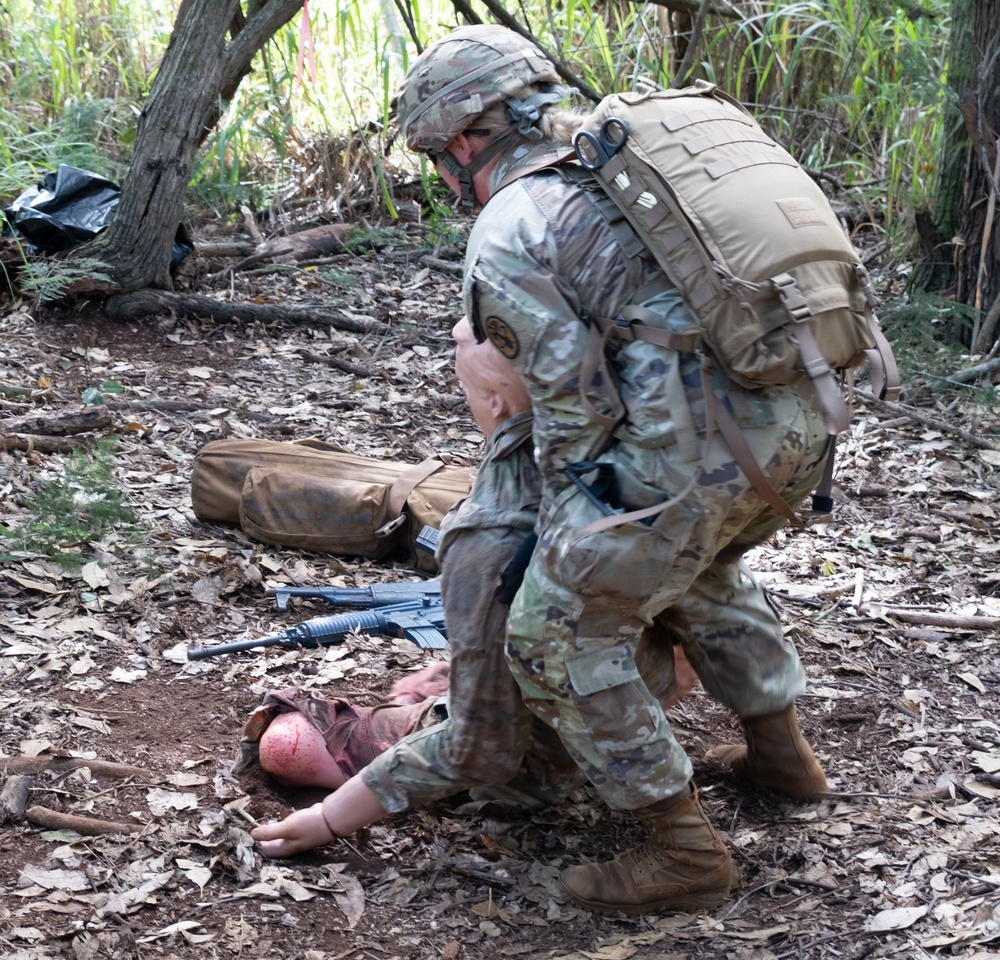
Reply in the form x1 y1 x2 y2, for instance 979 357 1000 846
772 273 812 322
852 263 879 308
375 515 407 538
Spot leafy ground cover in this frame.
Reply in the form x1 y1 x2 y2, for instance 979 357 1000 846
1 221 999 960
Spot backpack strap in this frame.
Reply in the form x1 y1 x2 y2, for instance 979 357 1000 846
375 459 446 539
710 390 803 527
771 272 852 434
810 435 838 516
853 264 901 402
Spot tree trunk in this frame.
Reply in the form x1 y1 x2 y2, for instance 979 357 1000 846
71 0 305 295
962 1 1000 352
926 0 1000 351
916 1 973 299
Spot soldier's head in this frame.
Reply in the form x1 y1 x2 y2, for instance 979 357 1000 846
395 25 572 205
452 315 530 436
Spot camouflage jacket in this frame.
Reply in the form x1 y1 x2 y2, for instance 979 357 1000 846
462 153 780 512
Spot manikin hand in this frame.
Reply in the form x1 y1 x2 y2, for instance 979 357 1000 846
662 645 699 709
389 661 451 704
251 775 388 859
252 802 335 858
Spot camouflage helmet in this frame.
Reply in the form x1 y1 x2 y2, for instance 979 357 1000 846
397 25 563 154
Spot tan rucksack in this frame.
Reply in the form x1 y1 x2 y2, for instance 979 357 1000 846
511 82 899 527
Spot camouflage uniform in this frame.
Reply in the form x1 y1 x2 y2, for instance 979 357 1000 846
361 409 584 813
463 160 831 811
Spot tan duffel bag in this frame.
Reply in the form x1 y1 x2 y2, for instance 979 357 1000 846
190 438 475 572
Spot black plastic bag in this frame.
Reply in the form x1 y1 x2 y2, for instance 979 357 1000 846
3 164 121 253
2 164 193 266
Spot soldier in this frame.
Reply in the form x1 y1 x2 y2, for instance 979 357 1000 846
254 26 830 914
250 318 697 847
387 25 831 916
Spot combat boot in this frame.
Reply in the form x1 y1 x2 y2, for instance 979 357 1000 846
559 785 732 915
706 704 828 800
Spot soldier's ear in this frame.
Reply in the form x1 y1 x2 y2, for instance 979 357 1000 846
487 388 509 421
446 133 475 166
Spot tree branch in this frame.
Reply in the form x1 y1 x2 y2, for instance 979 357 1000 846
944 352 1000 384
866 394 1000 452
221 0 305 103
670 0 712 88
449 0 604 103
103 288 371 333
629 0 739 15
25 805 145 836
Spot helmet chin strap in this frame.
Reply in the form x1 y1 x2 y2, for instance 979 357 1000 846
433 87 567 207
436 128 518 207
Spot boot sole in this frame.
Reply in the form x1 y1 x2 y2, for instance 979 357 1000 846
559 880 729 916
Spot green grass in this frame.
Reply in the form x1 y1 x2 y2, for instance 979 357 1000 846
0 437 149 573
0 1 951 269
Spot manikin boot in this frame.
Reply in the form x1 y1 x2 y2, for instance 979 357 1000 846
559 785 732 915
707 704 829 799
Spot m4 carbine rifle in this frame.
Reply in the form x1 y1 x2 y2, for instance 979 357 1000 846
266 577 441 611
186 579 446 661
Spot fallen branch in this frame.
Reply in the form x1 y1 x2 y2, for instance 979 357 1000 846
867 394 1000 452
105 398 285 425
195 240 256 259
216 223 354 279
0 756 154 779
1 404 112 437
873 607 1000 631
298 349 372 378
0 434 91 454
25 804 144 836
420 256 462 277
103 289 371 333
946 353 1000 384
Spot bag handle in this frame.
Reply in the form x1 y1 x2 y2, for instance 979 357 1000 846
375 459 446 539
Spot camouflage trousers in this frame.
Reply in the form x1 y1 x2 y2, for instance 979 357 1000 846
506 384 831 812
361 525 585 814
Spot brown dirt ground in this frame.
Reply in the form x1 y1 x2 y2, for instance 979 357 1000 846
1 222 999 960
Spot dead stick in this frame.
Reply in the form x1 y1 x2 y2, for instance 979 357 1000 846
866 394 1000 452
0 434 91 454
298 349 371 377
0 756 154 779
1 404 112 436
25 804 144 836
874 608 1000 630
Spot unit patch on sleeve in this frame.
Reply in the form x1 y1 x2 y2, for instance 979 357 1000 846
484 316 520 359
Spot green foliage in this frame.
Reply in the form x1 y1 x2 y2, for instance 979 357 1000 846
17 256 114 303
0 1 953 316
0 437 145 573
81 380 125 406
877 293 985 395
341 226 406 254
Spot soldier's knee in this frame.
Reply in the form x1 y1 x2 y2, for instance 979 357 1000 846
451 742 525 787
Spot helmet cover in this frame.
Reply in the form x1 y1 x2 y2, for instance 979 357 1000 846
396 25 562 153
